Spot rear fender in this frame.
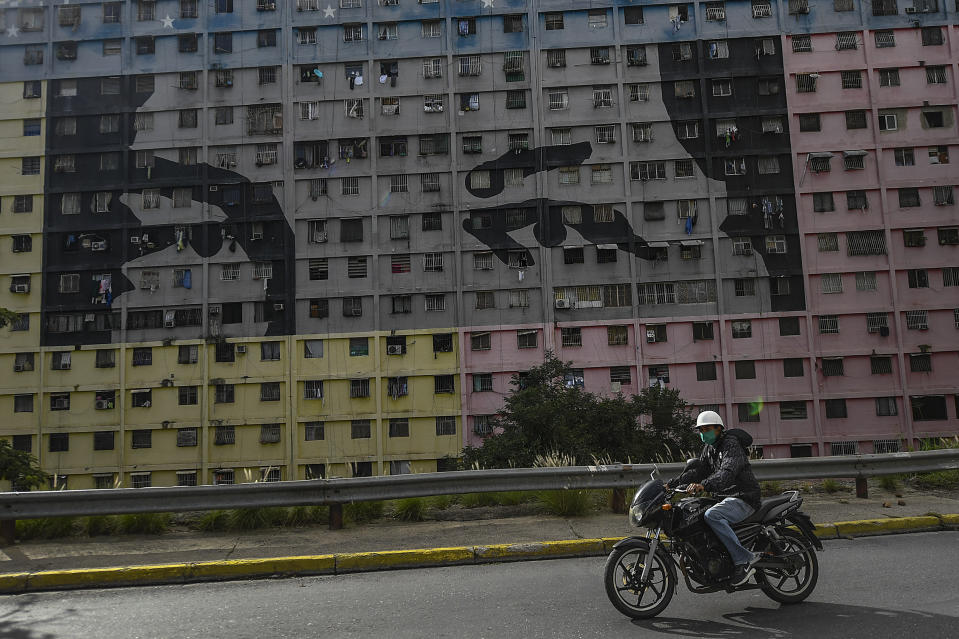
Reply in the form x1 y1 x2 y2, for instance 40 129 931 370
786 511 824 551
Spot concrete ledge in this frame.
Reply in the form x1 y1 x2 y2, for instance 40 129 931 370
1 516 955 594
835 516 941 537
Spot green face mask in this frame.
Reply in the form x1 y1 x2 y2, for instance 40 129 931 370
700 429 718 445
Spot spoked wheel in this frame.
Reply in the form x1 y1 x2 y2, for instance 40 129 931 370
758 528 819 604
604 545 675 619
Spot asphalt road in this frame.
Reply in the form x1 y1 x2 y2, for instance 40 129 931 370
2 531 956 639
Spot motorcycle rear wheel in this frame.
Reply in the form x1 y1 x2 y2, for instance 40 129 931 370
758 528 819 604
604 545 676 619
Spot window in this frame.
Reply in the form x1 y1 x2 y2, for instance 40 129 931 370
866 312 889 334
734 279 756 297
796 74 817 93
822 358 845 376
515 330 538 350
548 90 569 111
131 429 152 449
926 66 947 85
856 271 878 291
732 320 752 339
738 404 760 423
938 228 959 246
545 12 564 30
561 328 582 347
625 7 645 23
434 375 455 394
845 110 867 130
51 352 71 371
819 315 840 334
899 188 920 208
821 273 843 294
905 310 929 331
696 362 717 381
131 390 152 408
780 317 801 336
878 112 898 131
847 230 886 256
921 27 943 46
825 400 848 419
592 87 613 108
903 229 926 248
933 187 954 206
707 40 729 59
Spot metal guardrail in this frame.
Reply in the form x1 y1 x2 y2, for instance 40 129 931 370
1 449 957 523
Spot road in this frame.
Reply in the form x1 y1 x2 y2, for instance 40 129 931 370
1 531 956 639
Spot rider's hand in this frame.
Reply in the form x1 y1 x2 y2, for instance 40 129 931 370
688 483 705 494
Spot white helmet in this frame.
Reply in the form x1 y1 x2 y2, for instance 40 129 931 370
695 410 724 429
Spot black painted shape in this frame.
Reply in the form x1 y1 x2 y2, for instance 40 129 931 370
658 37 806 312
461 199 652 267
41 77 296 345
464 141 593 198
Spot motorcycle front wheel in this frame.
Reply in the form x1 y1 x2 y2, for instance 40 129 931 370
758 528 819 604
604 545 676 619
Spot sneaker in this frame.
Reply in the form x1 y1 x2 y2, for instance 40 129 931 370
729 554 760 587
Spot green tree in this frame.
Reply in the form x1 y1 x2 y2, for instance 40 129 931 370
0 308 19 329
0 440 49 491
461 353 699 468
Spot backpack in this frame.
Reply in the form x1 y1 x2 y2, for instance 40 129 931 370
725 428 754 455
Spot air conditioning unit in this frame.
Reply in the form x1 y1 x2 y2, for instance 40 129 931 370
90 241 107 251
95 399 111 410
51 398 69 410
611 381 622 393
14 364 25 372
387 345 403 355
251 232 264 240
904 6 917 12
554 299 571 309
235 345 247 354
130 236 140 244
209 305 221 315
13 283 30 293
273 303 284 311
164 318 176 328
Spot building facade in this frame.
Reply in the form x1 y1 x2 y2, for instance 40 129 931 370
0 0 956 489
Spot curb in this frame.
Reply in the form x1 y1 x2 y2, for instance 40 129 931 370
1 514 956 595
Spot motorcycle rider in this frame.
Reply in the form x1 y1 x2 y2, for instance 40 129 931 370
667 410 762 586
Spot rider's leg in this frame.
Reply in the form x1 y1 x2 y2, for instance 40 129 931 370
703 497 756 566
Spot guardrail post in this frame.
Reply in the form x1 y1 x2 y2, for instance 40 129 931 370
611 488 627 514
329 503 343 530
855 477 868 499
0 520 15 545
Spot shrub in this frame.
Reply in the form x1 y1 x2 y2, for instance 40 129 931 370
460 492 500 508
913 470 959 490
284 506 328 527
227 507 286 530
196 510 230 532
82 515 117 536
536 489 592 517
761 481 783 496
878 475 899 492
821 479 842 494
393 498 427 522
116 512 171 535
16 517 76 540
429 494 456 510
344 500 384 524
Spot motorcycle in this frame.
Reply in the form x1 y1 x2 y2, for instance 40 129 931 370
604 466 823 619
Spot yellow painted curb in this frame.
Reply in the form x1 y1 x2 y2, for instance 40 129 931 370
835 516 941 536
0 572 29 593
601 536 628 553
937 514 959 527
189 555 335 580
475 538 605 561
336 547 474 573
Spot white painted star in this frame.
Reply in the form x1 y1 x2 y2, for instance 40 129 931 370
482 0 494 6
160 14 175 29
5 24 20 38
323 4 336 18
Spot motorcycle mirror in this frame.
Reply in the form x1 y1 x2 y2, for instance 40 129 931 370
650 464 659 481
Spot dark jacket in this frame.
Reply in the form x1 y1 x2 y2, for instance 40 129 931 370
669 431 762 509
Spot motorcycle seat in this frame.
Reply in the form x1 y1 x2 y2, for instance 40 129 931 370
737 494 793 525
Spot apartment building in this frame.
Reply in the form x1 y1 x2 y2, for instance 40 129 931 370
0 0 956 489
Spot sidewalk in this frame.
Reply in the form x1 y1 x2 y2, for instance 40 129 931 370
2 486 957 576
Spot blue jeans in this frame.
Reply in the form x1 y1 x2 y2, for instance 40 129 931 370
704 497 756 566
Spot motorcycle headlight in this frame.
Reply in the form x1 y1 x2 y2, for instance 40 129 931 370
628 504 646 528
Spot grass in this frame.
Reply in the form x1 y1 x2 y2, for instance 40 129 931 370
460 492 501 508
116 512 172 535
15 517 77 540
226 507 286 530
284 506 328 527
761 481 783 497
82 515 116 537
429 494 457 510
344 500 385 524
536 489 593 517
878 475 899 492
821 479 843 494
392 498 428 522
912 470 959 490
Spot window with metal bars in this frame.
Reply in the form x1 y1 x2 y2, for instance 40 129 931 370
921 27 943 46
905 310 928 330
870 356 893 375
738 403 760 422
819 315 840 334
866 312 889 334
846 231 886 256
944 267 959 287
215 384 234 404
933 186 954 206
821 358 845 376
731 320 752 339
561 328 582 347
909 354 932 373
